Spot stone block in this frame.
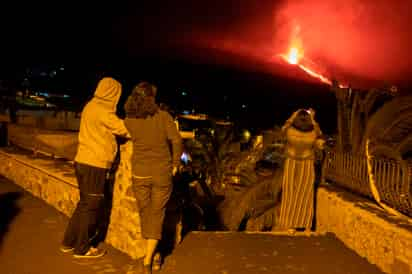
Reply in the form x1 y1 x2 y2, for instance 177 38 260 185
391 258 411 274
120 199 137 212
317 185 412 274
393 235 412 263
125 186 135 199
32 182 42 197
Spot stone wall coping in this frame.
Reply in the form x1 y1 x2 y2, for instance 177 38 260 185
317 183 412 273
0 149 78 189
319 183 412 237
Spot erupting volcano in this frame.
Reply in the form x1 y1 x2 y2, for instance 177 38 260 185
278 24 341 87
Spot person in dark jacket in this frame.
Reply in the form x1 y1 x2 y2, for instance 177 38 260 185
61 77 130 258
124 82 182 274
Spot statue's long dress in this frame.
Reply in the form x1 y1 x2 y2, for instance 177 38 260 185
278 127 320 230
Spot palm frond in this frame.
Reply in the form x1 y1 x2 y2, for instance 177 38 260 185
219 169 282 231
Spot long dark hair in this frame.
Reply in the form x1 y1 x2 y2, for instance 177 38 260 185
124 82 159 119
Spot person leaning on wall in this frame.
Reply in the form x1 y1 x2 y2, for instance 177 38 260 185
124 82 182 274
60 77 131 258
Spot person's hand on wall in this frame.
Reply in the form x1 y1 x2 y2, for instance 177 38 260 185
172 166 178 176
116 135 131 146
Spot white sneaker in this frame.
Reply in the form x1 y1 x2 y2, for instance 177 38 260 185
73 247 106 258
59 245 74 253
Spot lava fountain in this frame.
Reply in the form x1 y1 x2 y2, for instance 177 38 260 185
280 44 333 86
278 24 346 87
287 47 300 65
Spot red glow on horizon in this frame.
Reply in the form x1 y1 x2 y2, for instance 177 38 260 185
177 0 412 87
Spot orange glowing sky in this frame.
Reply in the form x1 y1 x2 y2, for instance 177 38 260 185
171 0 412 88
98 0 412 88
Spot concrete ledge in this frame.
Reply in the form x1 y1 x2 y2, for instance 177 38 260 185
317 183 412 274
0 146 146 259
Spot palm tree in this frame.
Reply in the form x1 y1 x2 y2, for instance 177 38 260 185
216 128 285 231
187 126 240 195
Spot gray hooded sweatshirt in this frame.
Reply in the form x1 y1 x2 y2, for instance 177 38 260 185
75 77 130 169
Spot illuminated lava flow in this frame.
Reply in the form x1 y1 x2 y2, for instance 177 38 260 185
280 47 333 86
278 26 345 87
298 63 332 85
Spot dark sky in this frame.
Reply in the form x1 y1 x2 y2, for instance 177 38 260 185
0 1 277 62
3 0 410 132
1 0 411 87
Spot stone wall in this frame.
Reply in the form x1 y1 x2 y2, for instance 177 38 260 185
105 141 146 258
316 183 412 274
0 144 146 259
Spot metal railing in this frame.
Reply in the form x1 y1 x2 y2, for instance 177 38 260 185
323 150 412 217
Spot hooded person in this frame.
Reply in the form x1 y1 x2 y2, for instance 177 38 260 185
277 108 325 234
61 77 130 258
124 82 182 274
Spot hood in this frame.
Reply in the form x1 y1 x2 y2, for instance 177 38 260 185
93 77 122 111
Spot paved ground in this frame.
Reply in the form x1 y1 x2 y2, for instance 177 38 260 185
0 176 133 274
0 177 383 274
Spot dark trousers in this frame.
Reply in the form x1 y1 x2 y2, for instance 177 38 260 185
62 163 108 255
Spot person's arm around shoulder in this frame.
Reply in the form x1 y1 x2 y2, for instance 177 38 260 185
163 111 182 175
104 112 131 139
